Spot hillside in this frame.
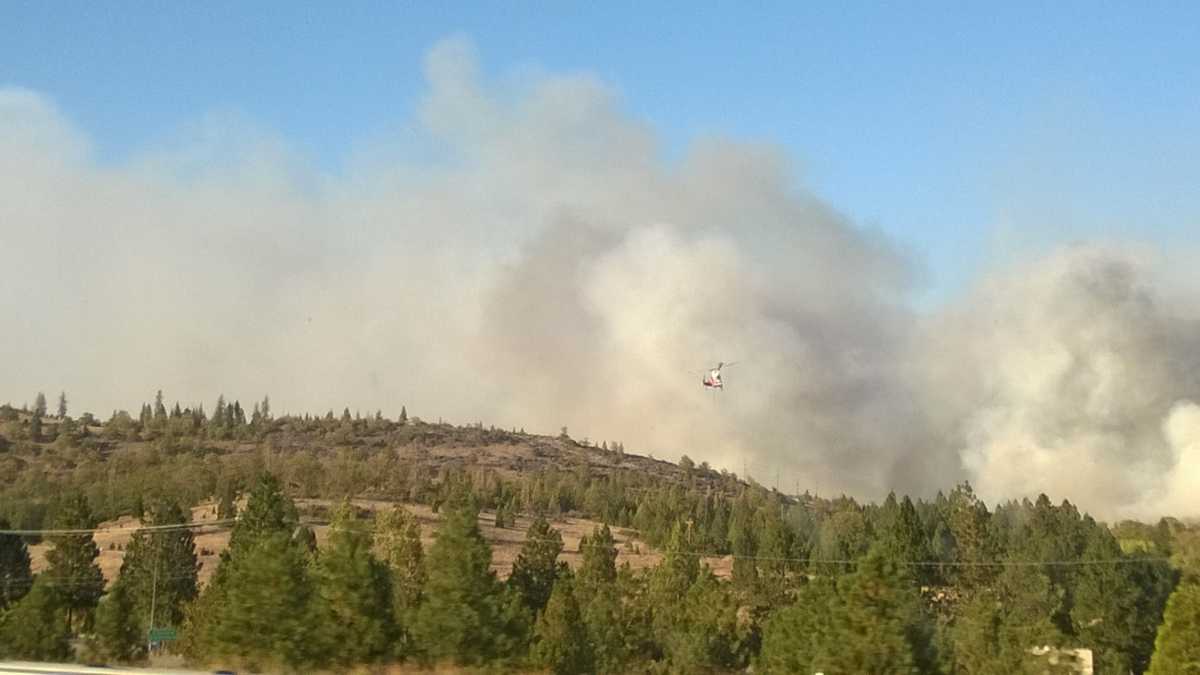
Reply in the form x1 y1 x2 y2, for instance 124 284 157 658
3 399 1200 673
25 497 734 589
0 403 746 498
1 401 752 581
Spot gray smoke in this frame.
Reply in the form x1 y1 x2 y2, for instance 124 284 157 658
2 37 1198 520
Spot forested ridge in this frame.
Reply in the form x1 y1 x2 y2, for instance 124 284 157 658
1 392 1198 673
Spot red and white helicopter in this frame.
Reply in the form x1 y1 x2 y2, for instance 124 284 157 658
701 361 737 390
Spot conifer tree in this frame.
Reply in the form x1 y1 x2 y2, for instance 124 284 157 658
652 521 700 599
410 497 529 665
951 562 1065 673
757 577 839 674
119 500 199 632
375 505 425 654
185 474 323 670
29 412 42 441
730 517 759 594
0 577 70 661
315 501 395 666
33 392 47 418
576 524 626 673
198 530 325 670
0 517 33 611
508 515 565 614
153 390 167 420
1070 526 1141 673
1147 580 1200 675
399 405 408 424
757 505 795 595
533 575 594 675
578 524 617 589
56 391 67 419
92 581 142 663
813 548 933 674
494 501 509 529
44 493 104 631
226 473 297 555
216 482 238 521
211 396 226 431
947 482 997 590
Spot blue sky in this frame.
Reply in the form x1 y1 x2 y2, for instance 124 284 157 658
3 1 1199 302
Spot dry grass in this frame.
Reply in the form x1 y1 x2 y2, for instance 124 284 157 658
27 498 732 589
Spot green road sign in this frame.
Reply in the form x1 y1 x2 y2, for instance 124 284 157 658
148 627 178 642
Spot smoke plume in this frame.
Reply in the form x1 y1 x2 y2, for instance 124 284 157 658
2 37 1198 520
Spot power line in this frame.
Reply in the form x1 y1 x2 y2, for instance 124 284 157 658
4 518 1171 569
328 525 1173 568
0 519 236 536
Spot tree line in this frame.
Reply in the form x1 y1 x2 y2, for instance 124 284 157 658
1 393 1199 672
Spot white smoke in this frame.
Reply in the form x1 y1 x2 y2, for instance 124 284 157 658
2 38 1199 520
919 246 1200 519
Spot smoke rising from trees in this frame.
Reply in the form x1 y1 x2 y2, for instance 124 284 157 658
3 37 1198 519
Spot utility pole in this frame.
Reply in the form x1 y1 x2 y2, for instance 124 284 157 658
147 545 159 656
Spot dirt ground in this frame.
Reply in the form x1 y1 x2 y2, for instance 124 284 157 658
27 499 732 588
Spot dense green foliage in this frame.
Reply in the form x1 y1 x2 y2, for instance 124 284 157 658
0 395 1195 672
1147 581 1200 674
0 518 32 611
0 577 70 661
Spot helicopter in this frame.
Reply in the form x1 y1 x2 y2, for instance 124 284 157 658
701 361 738 390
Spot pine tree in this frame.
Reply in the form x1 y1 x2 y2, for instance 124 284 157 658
216 482 238 521
1148 580 1200 674
508 515 565 614
33 392 47 417
533 576 594 675
375 505 425 649
119 500 199 633
951 563 1065 674
91 581 143 663
410 498 529 665
29 412 42 441
399 405 408 424
1070 526 1141 673
882 496 930 577
947 482 997 590
0 577 71 661
226 473 297 555
315 501 395 666
576 524 626 673
153 389 167 420
578 524 617 589
812 548 934 674
757 505 795 596
211 395 226 431
0 517 33 611
1127 555 1178 674
758 577 839 674
44 493 104 631
494 501 510 529
197 531 325 670
731 515 759 595
56 391 67 419
652 521 700 599
185 475 323 670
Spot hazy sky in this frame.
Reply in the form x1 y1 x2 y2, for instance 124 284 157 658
3 4 1200 518
4 2 1199 303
